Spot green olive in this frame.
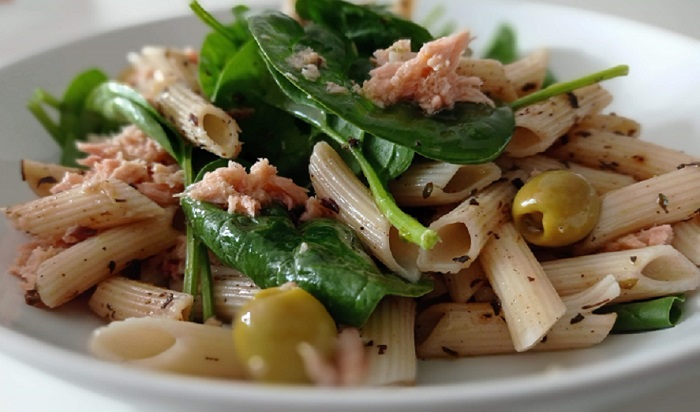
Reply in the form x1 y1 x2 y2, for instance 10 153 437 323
232 284 337 383
512 170 601 247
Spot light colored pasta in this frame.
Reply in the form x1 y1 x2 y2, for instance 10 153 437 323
547 128 700 180
35 213 179 308
360 297 416 386
126 46 201 97
189 266 260 322
543 244 700 302
309 141 421 281
442 259 487 303
672 214 700 265
154 81 242 158
504 48 549 97
89 316 246 379
89 276 194 321
573 113 641 137
3 178 166 241
479 221 566 351
505 84 612 158
20 159 83 197
388 160 501 207
416 171 524 274
415 275 619 357
577 165 700 253
502 154 637 195
457 57 518 102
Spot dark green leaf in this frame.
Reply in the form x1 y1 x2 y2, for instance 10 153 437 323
84 81 185 164
596 295 686 333
482 24 518 64
250 12 515 165
295 0 433 54
181 197 433 326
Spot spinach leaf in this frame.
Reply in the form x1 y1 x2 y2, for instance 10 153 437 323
191 2 252 99
264 65 437 250
181 197 433 326
483 23 557 87
295 0 433 55
249 11 515 165
27 68 120 166
84 81 186 164
483 24 518 64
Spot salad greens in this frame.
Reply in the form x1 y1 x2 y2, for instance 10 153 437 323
596 295 686 333
181 198 432 326
26 0 634 328
27 68 120 167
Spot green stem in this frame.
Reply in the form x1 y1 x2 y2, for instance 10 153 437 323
181 144 216 321
597 295 685 333
510 65 629 111
190 1 239 44
27 89 62 144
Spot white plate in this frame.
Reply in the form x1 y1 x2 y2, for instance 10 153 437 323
1 1 699 411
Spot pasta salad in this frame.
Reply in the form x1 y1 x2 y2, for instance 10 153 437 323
3 0 700 386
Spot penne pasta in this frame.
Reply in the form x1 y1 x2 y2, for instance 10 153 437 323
360 297 417 386
309 141 421 281
502 154 637 195
3 178 165 241
457 57 518 102
417 172 524 274
504 48 549 97
388 160 501 206
672 214 700 265
576 165 700 253
415 275 619 358
547 128 700 181
89 316 246 379
479 221 566 351
154 82 242 159
188 266 260 322
35 213 179 308
442 259 487 303
20 159 83 197
89 276 194 321
543 244 700 302
505 84 612 158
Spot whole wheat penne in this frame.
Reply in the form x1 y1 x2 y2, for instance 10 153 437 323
309 141 421 281
388 160 501 206
504 154 637 195
504 48 549 97
89 276 194 321
672 214 700 265
442 259 487 303
154 82 241 159
479 221 566 351
3 178 165 241
547 129 700 180
573 113 641 138
360 297 416 386
89 316 245 379
457 57 518 102
417 172 525 274
35 213 179 308
505 84 612 158
20 159 83 197
576 165 700 253
415 275 619 358
543 244 700 302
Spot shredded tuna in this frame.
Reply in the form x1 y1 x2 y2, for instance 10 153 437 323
185 159 309 216
300 327 368 386
9 240 66 294
299 197 339 222
361 32 493 114
601 225 674 252
51 126 184 206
